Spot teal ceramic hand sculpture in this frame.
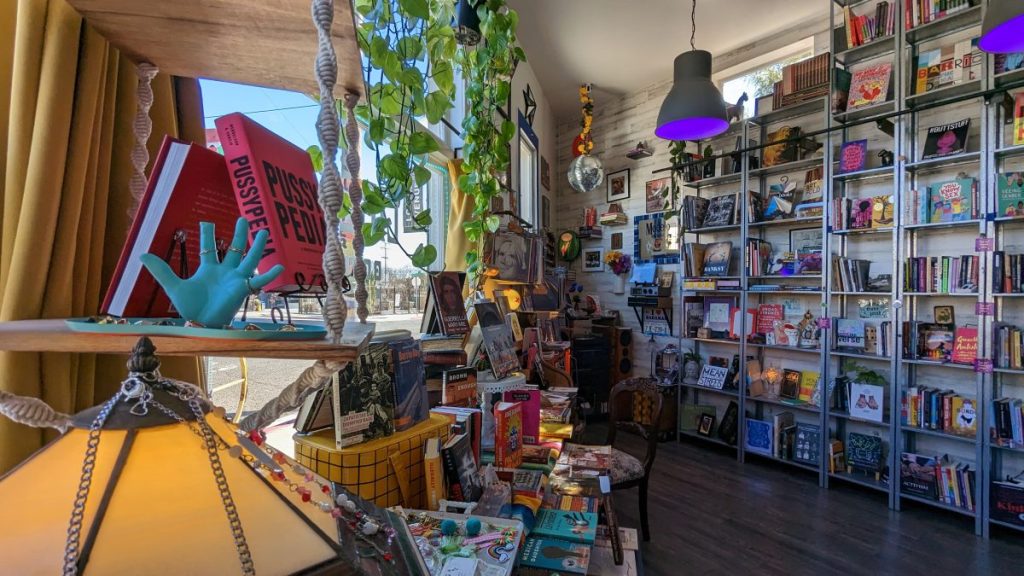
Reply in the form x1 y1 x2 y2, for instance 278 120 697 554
141 217 284 328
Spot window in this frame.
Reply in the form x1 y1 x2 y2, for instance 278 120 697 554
718 38 814 119
517 112 540 227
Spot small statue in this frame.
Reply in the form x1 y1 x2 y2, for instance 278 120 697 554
798 310 819 349
878 149 894 167
683 357 701 385
703 144 715 178
726 92 748 123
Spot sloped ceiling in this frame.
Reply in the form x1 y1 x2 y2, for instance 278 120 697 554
509 0 827 121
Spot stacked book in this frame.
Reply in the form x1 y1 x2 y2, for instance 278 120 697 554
900 452 976 512
745 239 772 277
842 1 896 48
680 195 710 231
900 387 978 437
992 397 1024 448
902 255 979 293
992 252 1024 294
772 52 831 110
831 195 894 231
904 179 977 225
906 0 975 30
992 322 1024 369
832 257 872 292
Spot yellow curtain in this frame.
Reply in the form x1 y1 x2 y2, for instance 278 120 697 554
444 159 475 274
0 0 202 473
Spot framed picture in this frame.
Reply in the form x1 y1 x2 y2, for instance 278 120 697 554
790 227 823 253
697 413 716 437
645 176 674 213
658 270 674 288
582 248 604 272
934 305 954 325
610 232 623 250
633 213 680 265
607 168 630 202
541 156 551 191
541 196 551 229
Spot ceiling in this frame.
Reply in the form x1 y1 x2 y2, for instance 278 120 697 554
509 0 827 120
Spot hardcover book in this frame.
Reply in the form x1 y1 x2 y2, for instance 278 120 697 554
798 371 819 404
793 423 821 465
441 366 478 407
921 118 970 159
337 341 396 448
927 178 975 223
531 509 598 545
101 136 241 318
702 241 733 276
781 369 802 399
846 432 884 474
391 338 428 432
518 536 591 574
872 195 894 227
756 304 784 334
846 62 892 111
503 387 541 445
951 326 978 365
838 139 868 173
849 382 884 423
836 319 866 350
997 173 1024 217
494 401 524 469
763 126 801 168
440 432 483 502
430 272 469 335
900 452 939 499
718 401 740 445
702 194 737 228
475 301 521 379
849 197 875 230
215 113 326 293
952 397 978 436
744 418 774 456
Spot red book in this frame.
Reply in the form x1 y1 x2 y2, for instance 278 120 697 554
494 401 523 469
503 387 541 445
952 326 978 365
101 136 240 318
214 113 326 293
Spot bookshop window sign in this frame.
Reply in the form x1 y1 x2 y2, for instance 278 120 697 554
633 213 680 265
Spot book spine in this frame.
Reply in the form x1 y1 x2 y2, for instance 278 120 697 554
424 446 444 511
440 445 465 501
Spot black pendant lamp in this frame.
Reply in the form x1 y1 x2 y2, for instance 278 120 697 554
979 0 1024 54
453 0 481 46
655 0 728 141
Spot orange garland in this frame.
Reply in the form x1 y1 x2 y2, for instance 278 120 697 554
573 84 595 157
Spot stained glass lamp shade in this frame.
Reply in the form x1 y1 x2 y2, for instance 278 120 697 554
655 50 728 141
979 0 1024 53
0 341 344 575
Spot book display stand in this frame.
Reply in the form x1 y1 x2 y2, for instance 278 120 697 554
672 0 1024 538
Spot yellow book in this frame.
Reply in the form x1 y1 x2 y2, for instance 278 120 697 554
423 437 444 511
1015 94 1024 146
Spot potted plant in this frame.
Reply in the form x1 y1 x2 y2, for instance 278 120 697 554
603 250 632 294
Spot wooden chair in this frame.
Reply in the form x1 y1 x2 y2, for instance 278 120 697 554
605 376 663 541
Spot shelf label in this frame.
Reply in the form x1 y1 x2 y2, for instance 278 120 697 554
974 359 993 374
976 302 995 316
976 237 995 252
817 317 831 329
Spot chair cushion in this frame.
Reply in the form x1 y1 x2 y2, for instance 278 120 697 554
610 447 644 484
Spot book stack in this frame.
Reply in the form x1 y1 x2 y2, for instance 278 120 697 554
842 1 896 49
914 36 982 94
772 52 831 110
902 255 979 293
832 257 872 292
904 178 977 225
900 452 976 512
680 195 710 231
992 252 1024 293
901 387 978 437
831 195 894 231
905 0 975 30
745 239 772 277
992 322 1024 369
992 397 1024 448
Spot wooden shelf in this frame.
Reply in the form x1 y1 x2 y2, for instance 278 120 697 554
67 0 364 95
0 319 374 362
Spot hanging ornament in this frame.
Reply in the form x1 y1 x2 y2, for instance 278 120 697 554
567 84 604 193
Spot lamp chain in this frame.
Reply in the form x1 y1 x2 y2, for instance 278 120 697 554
690 0 696 51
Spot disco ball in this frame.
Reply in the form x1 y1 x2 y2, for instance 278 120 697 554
567 154 604 193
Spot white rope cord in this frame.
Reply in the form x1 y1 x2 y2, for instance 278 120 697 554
127 62 159 219
237 360 342 431
343 93 369 323
0 390 72 433
312 0 348 343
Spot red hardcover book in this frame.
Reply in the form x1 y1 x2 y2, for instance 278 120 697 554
214 113 326 293
101 136 240 317
494 401 524 469
952 326 978 365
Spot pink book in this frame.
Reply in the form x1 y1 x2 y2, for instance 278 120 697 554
504 387 541 445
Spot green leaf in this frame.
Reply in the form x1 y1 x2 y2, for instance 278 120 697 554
485 215 500 233
401 66 424 89
306 145 324 173
413 209 432 227
500 119 515 142
408 131 440 155
362 221 386 246
398 0 429 19
381 50 404 84
368 118 386 144
380 154 408 181
413 165 431 187
411 244 437 268
424 91 451 124
369 36 388 65
354 0 375 16
397 37 424 60
433 61 455 97
337 192 353 219
463 220 483 243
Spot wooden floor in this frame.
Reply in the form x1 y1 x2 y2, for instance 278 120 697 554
602 433 1024 576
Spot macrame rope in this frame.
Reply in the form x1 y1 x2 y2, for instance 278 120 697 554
0 390 72 433
312 0 348 343
128 62 159 219
237 360 342 431
343 93 369 323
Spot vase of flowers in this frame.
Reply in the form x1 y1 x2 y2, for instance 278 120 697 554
604 250 632 294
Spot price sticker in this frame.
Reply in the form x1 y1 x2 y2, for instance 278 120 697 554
974 359 993 374
817 317 831 329
976 237 995 252
976 302 995 316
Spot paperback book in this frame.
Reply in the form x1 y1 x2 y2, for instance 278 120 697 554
531 509 598 545
927 178 975 223
838 139 868 173
441 366 477 407
337 341 396 448
475 301 520 379
518 536 591 574
430 272 469 335
702 241 733 276
846 62 892 111
921 118 970 159
997 173 1024 217
702 194 737 228
391 338 428 432
494 401 524 469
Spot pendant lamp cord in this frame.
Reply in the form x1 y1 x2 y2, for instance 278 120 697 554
690 0 697 51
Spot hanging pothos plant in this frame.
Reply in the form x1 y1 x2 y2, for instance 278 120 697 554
318 0 522 279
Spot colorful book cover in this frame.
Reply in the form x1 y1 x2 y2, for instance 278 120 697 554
928 178 975 223
846 62 892 111
781 369 802 399
798 371 819 403
503 387 541 445
849 197 875 229
850 382 884 422
952 397 978 437
846 432 883 472
543 493 598 513
215 113 326 292
494 401 524 469
337 341 396 448
921 118 970 159
900 452 939 499
1015 93 1024 146
997 173 1024 217
531 509 598 545
915 48 942 94
951 326 978 365
836 319 867 350
441 366 477 407
441 432 483 502
744 418 774 456
423 437 444 511
838 139 868 173
391 338 428 431
518 536 591 574
561 444 612 473
475 301 521 379
430 271 469 335
755 304 783 334
702 241 733 276
872 195 894 227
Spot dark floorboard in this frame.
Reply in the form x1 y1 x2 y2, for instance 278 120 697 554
593 431 1024 576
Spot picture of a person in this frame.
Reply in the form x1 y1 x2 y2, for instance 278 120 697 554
935 129 960 156
493 234 527 281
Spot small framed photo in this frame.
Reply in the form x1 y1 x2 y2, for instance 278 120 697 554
790 227 823 253
541 155 551 191
934 305 954 325
658 270 675 288
582 248 604 272
697 413 716 437
610 232 623 250
541 196 551 229
645 176 674 213
607 168 630 202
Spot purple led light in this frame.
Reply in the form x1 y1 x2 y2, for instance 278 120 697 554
980 13 1024 53
655 117 729 141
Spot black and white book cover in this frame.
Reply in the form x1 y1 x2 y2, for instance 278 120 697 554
336 341 396 448
702 194 737 228
475 301 521 379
